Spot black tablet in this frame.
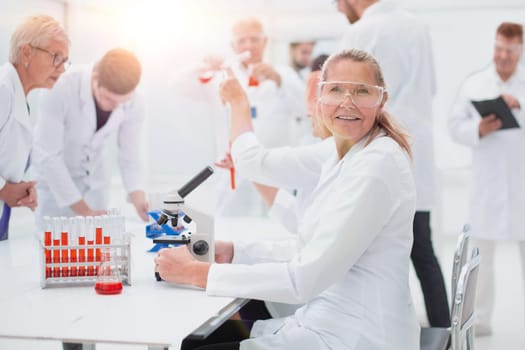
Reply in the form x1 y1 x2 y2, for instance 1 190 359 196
471 96 520 129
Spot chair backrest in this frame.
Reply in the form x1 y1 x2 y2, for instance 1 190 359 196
450 247 480 350
451 224 471 304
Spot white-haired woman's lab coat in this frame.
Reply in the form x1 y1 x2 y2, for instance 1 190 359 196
339 0 436 211
208 133 419 350
0 63 32 220
449 64 525 240
32 66 145 221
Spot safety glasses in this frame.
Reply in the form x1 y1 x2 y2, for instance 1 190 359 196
318 81 385 108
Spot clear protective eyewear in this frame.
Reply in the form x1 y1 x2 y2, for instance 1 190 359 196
318 81 386 108
31 45 70 68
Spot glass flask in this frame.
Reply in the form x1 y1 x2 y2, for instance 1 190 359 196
94 248 123 295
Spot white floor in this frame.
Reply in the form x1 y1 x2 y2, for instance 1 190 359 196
1 207 524 349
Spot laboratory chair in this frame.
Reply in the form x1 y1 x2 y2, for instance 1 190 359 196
451 225 471 305
450 248 480 350
420 244 480 350
421 225 471 349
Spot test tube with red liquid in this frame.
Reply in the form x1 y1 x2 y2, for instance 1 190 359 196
94 216 103 275
247 64 259 87
198 71 214 84
52 217 61 278
86 216 95 276
101 214 111 245
248 75 259 87
60 217 70 277
43 216 52 279
68 217 78 277
77 216 86 277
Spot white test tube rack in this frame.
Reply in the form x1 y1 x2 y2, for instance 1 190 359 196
39 216 132 289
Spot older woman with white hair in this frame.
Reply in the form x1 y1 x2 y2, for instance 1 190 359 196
0 15 69 240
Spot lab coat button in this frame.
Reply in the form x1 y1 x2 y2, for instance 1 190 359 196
86 170 90 175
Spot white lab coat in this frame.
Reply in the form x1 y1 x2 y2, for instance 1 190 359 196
232 133 334 234
0 63 32 218
208 133 419 350
231 133 334 318
214 63 306 216
339 0 436 210
32 66 145 221
449 64 525 240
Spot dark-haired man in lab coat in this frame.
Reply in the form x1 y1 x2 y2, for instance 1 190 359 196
335 0 450 328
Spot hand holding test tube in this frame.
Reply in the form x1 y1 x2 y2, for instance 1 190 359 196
198 51 251 84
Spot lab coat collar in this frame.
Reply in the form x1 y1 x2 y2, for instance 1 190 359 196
491 63 525 86
79 66 97 134
361 0 398 19
315 133 373 196
78 66 123 143
6 63 31 131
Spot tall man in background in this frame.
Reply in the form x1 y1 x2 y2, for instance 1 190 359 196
335 0 450 327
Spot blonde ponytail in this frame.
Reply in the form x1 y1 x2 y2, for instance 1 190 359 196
366 111 412 160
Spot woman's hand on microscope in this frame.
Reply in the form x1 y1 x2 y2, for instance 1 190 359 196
155 246 210 288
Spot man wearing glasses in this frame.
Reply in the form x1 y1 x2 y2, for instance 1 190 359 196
32 48 149 226
449 22 525 336
334 0 450 329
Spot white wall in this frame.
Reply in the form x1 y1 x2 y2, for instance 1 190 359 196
2 0 525 234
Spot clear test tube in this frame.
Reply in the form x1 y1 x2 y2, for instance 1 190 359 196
114 215 126 244
60 217 70 277
68 217 78 277
77 216 86 277
43 216 52 279
52 217 61 278
86 216 95 276
117 216 127 262
108 208 120 216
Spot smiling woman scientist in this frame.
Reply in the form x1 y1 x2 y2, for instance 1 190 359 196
155 49 419 350
0 15 69 240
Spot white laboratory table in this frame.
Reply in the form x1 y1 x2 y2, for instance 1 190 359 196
0 217 289 349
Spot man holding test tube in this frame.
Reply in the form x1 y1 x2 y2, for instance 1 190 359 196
210 18 307 216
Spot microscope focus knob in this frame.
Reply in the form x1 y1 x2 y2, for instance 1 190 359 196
192 240 209 256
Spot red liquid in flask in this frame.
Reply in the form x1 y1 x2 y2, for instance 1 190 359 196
95 281 123 295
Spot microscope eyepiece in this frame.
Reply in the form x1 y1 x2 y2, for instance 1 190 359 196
177 166 214 198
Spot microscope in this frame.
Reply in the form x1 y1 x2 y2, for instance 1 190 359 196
152 166 214 281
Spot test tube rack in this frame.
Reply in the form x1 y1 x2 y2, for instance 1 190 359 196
39 233 133 289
